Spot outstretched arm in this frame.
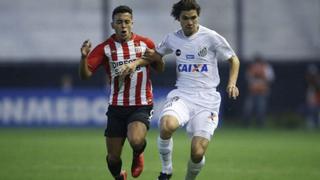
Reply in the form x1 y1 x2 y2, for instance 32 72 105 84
118 48 165 79
117 58 151 79
144 48 165 73
79 40 92 80
226 55 240 99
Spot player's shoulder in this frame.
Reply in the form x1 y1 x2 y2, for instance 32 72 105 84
90 35 117 55
133 33 155 48
133 33 154 43
199 25 228 45
96 35 115 48
199 25 221 38
164 29 183 42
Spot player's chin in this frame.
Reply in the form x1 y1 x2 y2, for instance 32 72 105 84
184 28 195 36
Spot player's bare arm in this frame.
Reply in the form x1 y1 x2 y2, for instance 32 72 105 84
143 48 165 73
118 48 165 79
226 55 240 99
79 40 93 80
118 58 148 79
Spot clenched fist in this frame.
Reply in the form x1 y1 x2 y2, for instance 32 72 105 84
81 40 92 57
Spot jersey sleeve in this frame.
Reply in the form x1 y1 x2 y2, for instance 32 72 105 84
210 33 235 61
156 34 173 56
87 43 106 73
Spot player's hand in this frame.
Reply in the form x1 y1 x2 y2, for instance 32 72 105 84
143 48 156 61
226 84 239 100
118 62 137 79
81 40 91 57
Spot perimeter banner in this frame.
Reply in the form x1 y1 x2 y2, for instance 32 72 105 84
0 88 169 127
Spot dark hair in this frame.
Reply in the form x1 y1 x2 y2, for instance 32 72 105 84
171 0 201 20
112 5 133 19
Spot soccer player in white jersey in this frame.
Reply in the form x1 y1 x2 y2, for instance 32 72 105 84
79 5 164 180
145 0 240 179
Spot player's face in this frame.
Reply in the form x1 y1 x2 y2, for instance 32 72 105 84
179 10 199 37
112 12 133 42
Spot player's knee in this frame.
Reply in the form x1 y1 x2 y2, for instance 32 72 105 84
191 148 205 163
107 154 121 163
128 135 145 148
160 116 179 134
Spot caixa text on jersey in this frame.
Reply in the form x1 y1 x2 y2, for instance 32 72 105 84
177 64 208 72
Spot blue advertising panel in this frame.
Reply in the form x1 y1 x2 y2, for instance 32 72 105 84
0 88 171 127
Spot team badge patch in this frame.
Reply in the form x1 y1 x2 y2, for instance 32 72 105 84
208 112 218 121
198 47 207 57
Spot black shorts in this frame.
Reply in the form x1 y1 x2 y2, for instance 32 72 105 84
104 105 153 137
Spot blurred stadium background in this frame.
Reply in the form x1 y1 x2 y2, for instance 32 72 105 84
0 0 320 179
1 0 319 127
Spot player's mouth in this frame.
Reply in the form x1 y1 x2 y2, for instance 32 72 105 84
186 25 194 29
121 30 127 36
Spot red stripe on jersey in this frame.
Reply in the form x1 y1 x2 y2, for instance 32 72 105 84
134 40 142 58
103 60 111 84
112 76 119 105
122 42 131 106
109 40 118 61
146 66 153 105
109 39 119 105
135 72 143 105
121 42 130 59
123 76 131 106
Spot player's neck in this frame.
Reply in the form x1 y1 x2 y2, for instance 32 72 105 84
183 25 199 37
114 33 133 43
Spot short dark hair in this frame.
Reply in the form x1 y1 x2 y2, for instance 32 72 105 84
112 5 133 19
171 0 201 20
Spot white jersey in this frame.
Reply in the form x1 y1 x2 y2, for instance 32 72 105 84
156 25 235 90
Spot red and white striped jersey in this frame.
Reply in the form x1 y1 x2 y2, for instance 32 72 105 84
87 33 154 106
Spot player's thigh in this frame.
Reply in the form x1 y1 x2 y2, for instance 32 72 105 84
127 105 153 130
159 96 190 128
127 121 147 143
106 137 126 157
127 105 153 142
105 106 127 138
187 110 219 141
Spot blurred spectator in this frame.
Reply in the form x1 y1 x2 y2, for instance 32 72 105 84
243 55 275 127
61 74 73 93
305 64 320 129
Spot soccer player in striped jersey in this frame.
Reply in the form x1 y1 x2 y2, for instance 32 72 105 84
145 1 240 179
79 5 164 180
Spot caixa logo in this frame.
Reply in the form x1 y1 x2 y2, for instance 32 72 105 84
178 64 208 72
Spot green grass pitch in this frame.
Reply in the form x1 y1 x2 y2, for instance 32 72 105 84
0 127 319 180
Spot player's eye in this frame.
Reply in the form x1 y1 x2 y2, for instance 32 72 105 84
190 16 197 20
182 16 189 20
116 20 123 24
182 16 197 21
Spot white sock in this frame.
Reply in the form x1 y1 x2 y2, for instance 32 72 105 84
185 156 205 180
157 136 173 174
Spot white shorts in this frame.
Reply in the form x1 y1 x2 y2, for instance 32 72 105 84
159 88 221 140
